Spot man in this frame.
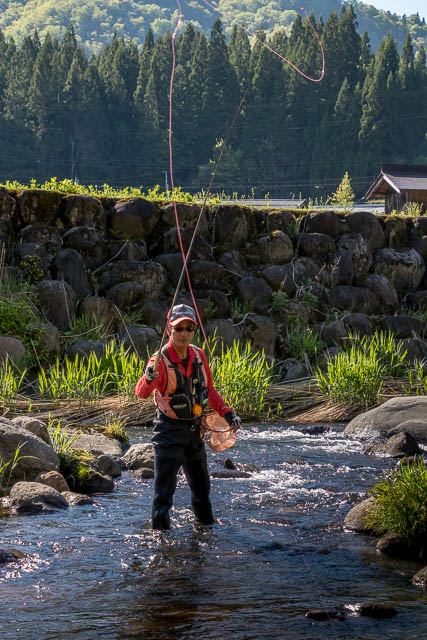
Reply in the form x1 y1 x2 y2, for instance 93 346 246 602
135 304 241 530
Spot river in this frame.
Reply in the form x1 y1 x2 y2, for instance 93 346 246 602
1 422 426 639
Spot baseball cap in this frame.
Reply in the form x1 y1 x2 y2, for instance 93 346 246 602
168 304 198 326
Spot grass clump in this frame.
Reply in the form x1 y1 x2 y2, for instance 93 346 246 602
58 449 98 492
47 418 81 454
365 459 427 558
0 358 26 407
316 344 384 408
0 443 28 491
210 340 274 419
63 313 114 342
102 414 129 445
282 319 325 363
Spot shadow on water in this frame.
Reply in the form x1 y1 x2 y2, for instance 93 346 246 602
1 423 426 640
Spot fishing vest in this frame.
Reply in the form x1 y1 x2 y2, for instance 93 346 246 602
155 345 209 421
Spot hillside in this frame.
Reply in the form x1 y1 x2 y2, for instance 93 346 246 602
0 0 426 52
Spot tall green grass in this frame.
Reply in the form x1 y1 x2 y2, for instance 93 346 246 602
0 358 26 406
209 340 274 419
365 459 427 558
0 443 29 491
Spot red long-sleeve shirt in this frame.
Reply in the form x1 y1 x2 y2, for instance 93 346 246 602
134 340 232 418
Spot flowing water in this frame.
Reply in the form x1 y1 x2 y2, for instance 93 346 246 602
1 423 426 640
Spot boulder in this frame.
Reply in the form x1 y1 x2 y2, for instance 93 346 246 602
36 470 70 493
10 481 68 513
388 420 427 439
409 236 427 260
0 548 24 564
112 198 160 240
106 282 146 310
363 274 399 314
17 189 63 225
107 239 147 262
242 315 278 355
70 432 125 457
312 320 346 347
75 472 114 494
376 532 420 559
266 209 297 234
134 467 155 479
235 277 272 314
336 233 373 281
384 216 409 248
344 397 427 441
411 217 427 237
162 227 213 260
358 602 397 618
279 358 309 381
63 226 108 269
346 210 386 251
122 443 155 470
329 250 355 285
247 231 294 265
15 241 51 277
39 323 61 360
162 202 209 235
66 339 107 361
331 285 377 315
97 260 167 297
51 248 90 299
118 326 158 359
204 319 242 348
0 336 26 364
406 290 427 310
62 491 94 506
212 204 251 246
0 418 59 481
154 253 184 288
193 290 230 320
95 455 121 478
317 346 340 370
0 220 14 256
261 264 296 296
385 431 422 458
0 186 16 222
58 195 105 230
297 232 336 263
340 313 374 337
188 260 228 291
373 248 425 295
37 279 77 330
293 257 322 287
79 296 118 330
380 315 424 339
302 210 345 237
412 566 427 588
343 497 376 533
142 299 168 333
218 250 246 278
18 224 62 268
11 416 51 445
403 338 427 365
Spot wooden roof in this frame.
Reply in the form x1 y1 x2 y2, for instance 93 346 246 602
365 164 427 199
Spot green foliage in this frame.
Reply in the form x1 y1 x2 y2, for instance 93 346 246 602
0 358 26 407
270 290 289 313
365 458 427 557
328 171 355 212
400 201 424 217
210 340 274 419
296 289 319 311
58 449 98 492
316 344 384 408
47 417 81 454
283 320 325 362
402 360 427 395
230 297 254 323
102 414 129 445
204 298 218 322
19 254 44 284
0 443 28 491
64 313 114 342
348 331 408 377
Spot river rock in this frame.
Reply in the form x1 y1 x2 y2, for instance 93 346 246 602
376 532 420 559
112 198 160 240
162 226 213 260
385 431 422 457
18 224 63 268
154 253 184 288
194 290 230 320
406 290 427 310
58 195 106 230
66 339 107 361
343 497 376 533
412 566 427 588
107 239 147 262
71 432 125 457
0 336 26 364
162 202 209 235
242 315 277 355
142 299 168 333
340 313 374 337
305 609 345 621
134 468 155 479
10 481 68 514
346 210 386 251
211 470 252 478
374 248 425 295
403 338 427 368
11 416 51 445
122 443 154 470
235 277 272 314
37 279 77 330
17 189 63 226
303 210 344 237
62 491 95 506
248 231 294 265
336 232 373 281
380 315 424 338
188 260 227 291
218 249 246 278
293 257 321 287
358 603 397 618
331 286 377 315
267 209 297 234
95 455 121 478
63 226 108 270
311 320 346 347
344 397 427 442
51 248 90 299
279 358 309 381
106 282 146 310
118 326 158 359
39 323 61 360
36 470 70 493
261 264 296 296
97 260 167 297
204 318 242 348
0 548 25 564
0 419 59 481
79 296 118 330
384 216 409 248
364 274 399 314
297 232 336 263
212 204 251 246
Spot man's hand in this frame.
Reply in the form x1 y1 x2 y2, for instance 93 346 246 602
225 412 242 432
145 366 159 382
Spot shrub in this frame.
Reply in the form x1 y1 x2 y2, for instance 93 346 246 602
316 344 384 408
365 459 427 558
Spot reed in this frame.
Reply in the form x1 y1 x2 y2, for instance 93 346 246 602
210 340 274 419
365 458 427 558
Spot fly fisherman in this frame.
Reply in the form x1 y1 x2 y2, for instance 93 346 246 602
135 304 241 530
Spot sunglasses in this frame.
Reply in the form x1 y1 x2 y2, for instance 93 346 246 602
173 326 196 333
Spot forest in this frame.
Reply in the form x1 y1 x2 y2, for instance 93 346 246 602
0 5 426 198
